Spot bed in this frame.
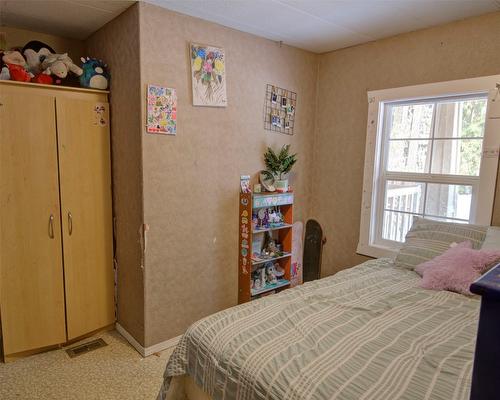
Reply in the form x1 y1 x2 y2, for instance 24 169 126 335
158 258 479 400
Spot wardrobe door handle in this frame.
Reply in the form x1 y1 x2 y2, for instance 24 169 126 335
48 214 55 239
68 212 73 236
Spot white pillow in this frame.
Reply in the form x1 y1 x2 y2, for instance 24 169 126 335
480 226 500 251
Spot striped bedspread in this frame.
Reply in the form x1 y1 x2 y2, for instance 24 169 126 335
158 258 480 400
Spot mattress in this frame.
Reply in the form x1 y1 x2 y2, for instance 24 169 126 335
158 258 479 400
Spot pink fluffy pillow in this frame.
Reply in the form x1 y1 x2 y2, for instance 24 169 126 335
418 245 500 295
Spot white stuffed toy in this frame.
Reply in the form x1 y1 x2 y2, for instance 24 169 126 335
41 53 83 81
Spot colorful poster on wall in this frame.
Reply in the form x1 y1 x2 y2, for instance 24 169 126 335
190 43 227 107
146 84 177 135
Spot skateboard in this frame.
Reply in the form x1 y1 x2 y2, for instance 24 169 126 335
303 219 325 282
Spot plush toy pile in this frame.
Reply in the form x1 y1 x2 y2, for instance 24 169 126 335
0 40 109 89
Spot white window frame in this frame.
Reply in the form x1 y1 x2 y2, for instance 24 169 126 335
358 76 500 259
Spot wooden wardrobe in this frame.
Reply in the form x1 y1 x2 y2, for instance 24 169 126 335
0 81 114 361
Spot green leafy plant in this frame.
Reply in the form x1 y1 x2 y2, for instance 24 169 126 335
263 144 297 180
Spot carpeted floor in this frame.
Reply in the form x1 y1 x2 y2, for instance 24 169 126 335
0 330 174 400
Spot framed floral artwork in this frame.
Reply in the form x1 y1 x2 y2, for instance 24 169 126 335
190 43 227 107
146 84 177 135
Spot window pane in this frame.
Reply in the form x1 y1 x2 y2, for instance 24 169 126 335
430 139 482 176
382 211 419 242
460 99 487 138
385 181 424 213
425 183 472 221
434 98 487 139
387 140 430 173
389 103 434 139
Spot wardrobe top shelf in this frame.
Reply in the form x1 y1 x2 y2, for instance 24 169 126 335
0 80 110 95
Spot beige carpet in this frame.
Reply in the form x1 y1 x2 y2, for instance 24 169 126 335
0 330 174 400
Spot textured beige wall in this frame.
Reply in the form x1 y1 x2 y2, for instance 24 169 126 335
85 4 500 348
312 11 500 278
138 3 318 346
1 26 85 61
86 5 146 345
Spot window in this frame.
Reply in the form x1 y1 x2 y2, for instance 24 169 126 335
358 76 500 258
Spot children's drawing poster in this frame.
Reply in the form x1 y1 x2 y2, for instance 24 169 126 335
147 84 177 135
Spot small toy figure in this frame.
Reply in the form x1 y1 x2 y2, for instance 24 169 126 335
252 214 258 230
252 268 266 290
260 267 267 287
262 209 270 228
265 262 278 284
257 208 269 229
263 232 280 257
268 207 284 227
274 263 285 278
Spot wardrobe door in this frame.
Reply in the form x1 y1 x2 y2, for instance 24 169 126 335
55 96 114 340
0 88 66 357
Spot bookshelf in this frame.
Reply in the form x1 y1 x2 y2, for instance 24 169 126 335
238 192 293 303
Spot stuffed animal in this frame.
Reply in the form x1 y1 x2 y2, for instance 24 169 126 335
41 53 83 83
22 40 55 75
1 50 33 82
252 269 263 290
2 50 26 66
265 262 278 285
31 73 53 85
0 66 9 80
79 57 109 90
7 64 32 82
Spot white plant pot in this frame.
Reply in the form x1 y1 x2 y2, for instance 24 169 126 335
275 179 288 193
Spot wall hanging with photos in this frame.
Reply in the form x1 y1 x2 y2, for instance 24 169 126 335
263 84 296 135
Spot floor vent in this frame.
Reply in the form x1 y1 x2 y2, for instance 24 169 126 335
66 338 107 358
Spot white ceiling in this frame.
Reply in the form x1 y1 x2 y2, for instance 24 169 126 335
0 0 135 40
146 0 500 53
1 1 499 52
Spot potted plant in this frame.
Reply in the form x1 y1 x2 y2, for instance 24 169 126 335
263 144 297 193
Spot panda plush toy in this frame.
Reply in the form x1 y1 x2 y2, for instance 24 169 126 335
22 40 56 75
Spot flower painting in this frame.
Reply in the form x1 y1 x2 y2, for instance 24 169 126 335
190 43 227 107
147 85 177 135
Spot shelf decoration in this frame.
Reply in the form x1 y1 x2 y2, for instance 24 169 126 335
263 144 297 193
253 192 294 208
93 103 108 127
240 175 251 193
290 221 304 287
190 43 227 107
264 84 297 135
239 193 251 277
146 84 177 135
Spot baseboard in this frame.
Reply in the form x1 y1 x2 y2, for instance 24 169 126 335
115 323 181 357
